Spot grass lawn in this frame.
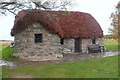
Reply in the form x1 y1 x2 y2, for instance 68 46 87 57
103 39 118 51
2 56 118 78
2 45 15 61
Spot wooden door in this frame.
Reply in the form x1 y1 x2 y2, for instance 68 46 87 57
75 38 81 53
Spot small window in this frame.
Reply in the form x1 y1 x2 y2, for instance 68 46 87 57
92 37 96 44
35 34 43 43
60 38 64 45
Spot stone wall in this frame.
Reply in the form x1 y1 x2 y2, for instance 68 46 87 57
62 38 103 54
96 38 103 45
81 39 92 53
14 22 103 61
62 39 74 54
81 38 103 53
14 23 63 61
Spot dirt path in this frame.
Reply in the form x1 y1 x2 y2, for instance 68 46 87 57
11 51 119 66
62 51 119 62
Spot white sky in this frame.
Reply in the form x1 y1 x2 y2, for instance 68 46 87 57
0 0 119 40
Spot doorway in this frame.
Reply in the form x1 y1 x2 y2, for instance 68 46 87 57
75 38 82 53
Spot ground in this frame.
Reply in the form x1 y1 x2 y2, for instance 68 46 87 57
0 39 119 78
2 56 118 78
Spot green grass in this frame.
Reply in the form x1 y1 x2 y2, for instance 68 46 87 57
2 56 118 78
2 45 16 61
103 39 118 51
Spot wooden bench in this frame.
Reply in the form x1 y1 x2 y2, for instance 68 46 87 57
88 44 105 53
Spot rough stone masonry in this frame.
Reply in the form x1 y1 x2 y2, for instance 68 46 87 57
14 23 103 61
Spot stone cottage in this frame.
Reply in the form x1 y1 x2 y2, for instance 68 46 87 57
11 10 103 61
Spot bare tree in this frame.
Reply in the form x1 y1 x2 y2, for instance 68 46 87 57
109 1 120 39
0 0 74 15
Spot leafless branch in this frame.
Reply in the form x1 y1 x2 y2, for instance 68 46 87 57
0 0 74 15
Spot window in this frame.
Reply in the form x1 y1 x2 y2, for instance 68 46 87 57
92 37 96 44
35 34 43 43
60 38 64 45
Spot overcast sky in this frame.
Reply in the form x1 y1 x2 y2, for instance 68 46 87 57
0 0 119 40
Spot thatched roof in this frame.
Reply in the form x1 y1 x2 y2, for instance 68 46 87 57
11 10 103 38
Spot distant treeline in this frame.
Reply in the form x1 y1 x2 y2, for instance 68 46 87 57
104 35 113 39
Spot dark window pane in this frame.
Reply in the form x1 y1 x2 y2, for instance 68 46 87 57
60 38 64 45
92 37 96 44
35 34 42 43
